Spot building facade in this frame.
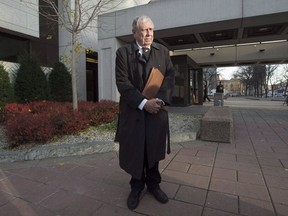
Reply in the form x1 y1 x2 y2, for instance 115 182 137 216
0 0 59 69
0 0 149 100
98 0 288 103
1 0 288 105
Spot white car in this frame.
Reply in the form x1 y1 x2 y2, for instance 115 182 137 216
208 89 216 96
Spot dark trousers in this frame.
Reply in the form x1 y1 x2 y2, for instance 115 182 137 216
203 95 210 102
129 150 161 192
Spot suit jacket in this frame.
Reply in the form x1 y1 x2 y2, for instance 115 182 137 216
115 41 175 179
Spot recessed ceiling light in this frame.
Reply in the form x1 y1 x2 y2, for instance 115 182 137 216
259 27 269 32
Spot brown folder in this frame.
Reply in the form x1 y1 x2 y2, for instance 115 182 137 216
142 67 164 99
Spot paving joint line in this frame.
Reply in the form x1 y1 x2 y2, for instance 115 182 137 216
240 109 279 216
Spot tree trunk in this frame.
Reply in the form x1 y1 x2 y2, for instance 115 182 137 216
71 31 78 110
71 0 79 110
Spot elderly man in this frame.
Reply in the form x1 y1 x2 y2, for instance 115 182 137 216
115 15 175 210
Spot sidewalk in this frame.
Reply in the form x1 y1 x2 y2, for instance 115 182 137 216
0 98 287 216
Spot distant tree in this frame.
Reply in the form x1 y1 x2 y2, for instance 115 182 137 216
233 66 253 96
279 65 288 95
49 62 72 102
234 65 279 97
252 65 266 97
264 65 278 97
14 54 50 103
0 65 14 111
203 68 217 89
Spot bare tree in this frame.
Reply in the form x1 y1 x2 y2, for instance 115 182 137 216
203 67 217 90
233 66 253 96
264 64 278 97
278 64 288 95
252 65 266 97
23 0 124 110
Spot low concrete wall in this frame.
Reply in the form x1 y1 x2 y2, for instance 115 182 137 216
200 106 233 143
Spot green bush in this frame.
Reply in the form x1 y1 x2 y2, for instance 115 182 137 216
14 54 50 103
0 65 14 111
49 62 72 102
0 65 14 122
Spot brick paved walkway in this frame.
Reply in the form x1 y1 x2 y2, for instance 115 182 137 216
0 98 287 216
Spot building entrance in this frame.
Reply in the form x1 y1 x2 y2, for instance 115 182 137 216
171 55 203 106
86 51 98 102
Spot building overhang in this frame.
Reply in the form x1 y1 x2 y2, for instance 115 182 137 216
99 0 288 67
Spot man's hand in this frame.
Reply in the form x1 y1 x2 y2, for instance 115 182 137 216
144 98 164 114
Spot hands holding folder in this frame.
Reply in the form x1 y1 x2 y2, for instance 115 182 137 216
142 67 167 113
142 67 164 99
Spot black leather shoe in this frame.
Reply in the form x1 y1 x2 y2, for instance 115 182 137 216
127 189 141 210
148 188 168 204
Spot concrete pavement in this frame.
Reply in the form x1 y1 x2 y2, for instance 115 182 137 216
0 97 287 216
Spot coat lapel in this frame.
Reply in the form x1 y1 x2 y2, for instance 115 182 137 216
128 41 162 90
129 42 145 90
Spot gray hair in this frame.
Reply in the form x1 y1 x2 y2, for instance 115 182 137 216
132 15 154 31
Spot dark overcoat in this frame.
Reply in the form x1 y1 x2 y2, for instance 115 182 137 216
115 41 175 179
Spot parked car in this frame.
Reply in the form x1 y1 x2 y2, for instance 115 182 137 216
208 89 216 96
275 90 284 97
230 92 239 97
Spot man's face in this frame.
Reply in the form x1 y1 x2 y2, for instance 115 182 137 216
133 20 154 48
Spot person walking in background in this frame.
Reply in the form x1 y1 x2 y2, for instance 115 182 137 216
115 15 175 210
203 84 210 102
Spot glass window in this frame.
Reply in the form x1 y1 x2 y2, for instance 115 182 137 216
0 32 29 62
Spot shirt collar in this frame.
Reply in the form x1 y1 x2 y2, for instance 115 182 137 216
135 41 150 54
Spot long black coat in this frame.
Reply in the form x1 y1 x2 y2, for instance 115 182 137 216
115 41 175 179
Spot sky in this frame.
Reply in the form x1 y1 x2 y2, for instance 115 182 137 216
217 64 287 80
217 66 239 80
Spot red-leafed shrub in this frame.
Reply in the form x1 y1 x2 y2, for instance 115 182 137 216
4 103 31 115
87 100 119 126
63 111 90 134
5 113 55 147
51 110 90 135
28 101 61 114
77 101 98 121
3 100 119 147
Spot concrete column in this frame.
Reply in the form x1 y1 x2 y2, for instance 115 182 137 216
98 38 122 102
